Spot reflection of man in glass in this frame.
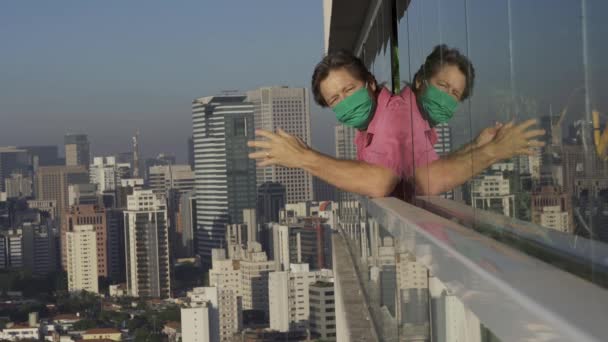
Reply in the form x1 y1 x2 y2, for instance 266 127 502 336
248 45 545 201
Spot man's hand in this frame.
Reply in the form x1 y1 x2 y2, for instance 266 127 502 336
247 129 312 168
474 122 503 148
486 119 546 160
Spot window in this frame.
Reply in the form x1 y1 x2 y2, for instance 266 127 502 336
233 117 246 136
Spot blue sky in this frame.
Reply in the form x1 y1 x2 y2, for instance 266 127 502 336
0 1 337 160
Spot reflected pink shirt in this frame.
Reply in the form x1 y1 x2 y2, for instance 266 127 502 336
355 87 439 200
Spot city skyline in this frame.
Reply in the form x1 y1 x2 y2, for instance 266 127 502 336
0 1 338 161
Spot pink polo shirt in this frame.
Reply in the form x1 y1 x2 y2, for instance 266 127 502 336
355 87 438 201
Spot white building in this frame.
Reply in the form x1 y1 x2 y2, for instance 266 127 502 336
240 242 277 314
148 164 194 196
89 156 131 193
181 288 216 342
539 205 570 232
269 263 333 332
66 225 99 294
0 325 40 341
429 277 482 342
124 190 171 298
246 87 313 203
5 173 32 199
470 172 515 217
309 281 336 341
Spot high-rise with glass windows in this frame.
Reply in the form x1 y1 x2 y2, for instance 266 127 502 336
192 95 257 264
64 134 90 169
246 87 313 203
334 125 357 160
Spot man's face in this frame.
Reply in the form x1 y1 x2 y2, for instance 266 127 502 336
420 64 467 101
319 68 375 108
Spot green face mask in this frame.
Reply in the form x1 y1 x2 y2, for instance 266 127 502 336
419 83 459 125
332 85 374 130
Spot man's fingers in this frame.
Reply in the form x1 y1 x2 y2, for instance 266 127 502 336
516 119 538 132
248 151 271 160
247 140 272 149
276 128 290 138
255 129 280 141
257 159 276 167
523 129 546 139
526 139 545 148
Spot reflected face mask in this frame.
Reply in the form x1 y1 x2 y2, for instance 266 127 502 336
419 83 459 125
332 85 374 130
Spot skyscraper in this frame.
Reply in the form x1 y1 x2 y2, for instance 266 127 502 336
18 145 61 168
246 87 313 203
34 165 89 224
257 182 286 224
192 94 256 264
334 125 357 160
5 172 33 199
309 281 337 341
0 147 30 193
89 156 131 193
62 204 109 277
64 134 90 169
67 225 99 294
148 164 194 196
124 189 170 298
433 123 455 200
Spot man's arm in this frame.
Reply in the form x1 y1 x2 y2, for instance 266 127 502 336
300 150 399 198
414 120 545 195
248 129 399 198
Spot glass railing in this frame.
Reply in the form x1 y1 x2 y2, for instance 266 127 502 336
333 193 608 342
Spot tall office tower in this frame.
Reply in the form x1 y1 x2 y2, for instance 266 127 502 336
313 177 338 202
132 131 140 178
144 154 176 182
239 242 277 314
105 208 125 282
257 182 286 224
246 87 313 203
64 134 90 169
242 208 257 244
66 225 99 294
89 156 131 193
62 204 108 277
22 222 58 277
334 125 357 160
269 263 333 333
148 165 195 196
34 165 89 224
272 219 331 271
3 229 24 268
176 191 196 258
124 189 170 298
181 287 219 342
192 94 257 264
18 145 60 168
433 123 455 200
309 281 337 341
470 171 515 217
0 147 31 193
187 136 195 170
225 224 248 259
5 172 33 199
531 185 573 233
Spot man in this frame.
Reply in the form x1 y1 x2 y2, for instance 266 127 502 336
248 47 544 200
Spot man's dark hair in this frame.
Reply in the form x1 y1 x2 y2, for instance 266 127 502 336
412 44 475 101
311 50 375 107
